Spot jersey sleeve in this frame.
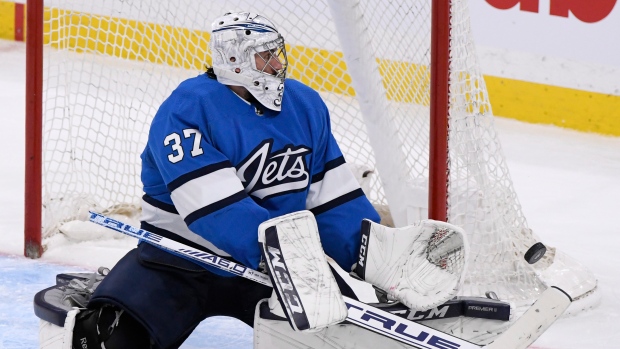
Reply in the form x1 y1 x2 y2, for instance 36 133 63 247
145 89 269 270
305 101 381 272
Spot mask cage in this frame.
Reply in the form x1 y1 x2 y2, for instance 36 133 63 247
251 36 287 79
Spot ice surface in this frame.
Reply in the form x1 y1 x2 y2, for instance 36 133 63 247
0 254 253 348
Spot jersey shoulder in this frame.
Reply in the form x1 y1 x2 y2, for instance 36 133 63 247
284 78 323 102
283 78 329 121
173 73 225 99
153 74 230 124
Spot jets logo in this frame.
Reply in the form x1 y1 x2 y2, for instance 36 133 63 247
236 139 311 200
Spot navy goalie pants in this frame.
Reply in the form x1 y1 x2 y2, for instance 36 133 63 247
89 242 272 349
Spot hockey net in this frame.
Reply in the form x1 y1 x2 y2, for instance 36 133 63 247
33 0 598 314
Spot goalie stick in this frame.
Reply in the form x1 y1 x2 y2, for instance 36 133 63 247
88 211 570 349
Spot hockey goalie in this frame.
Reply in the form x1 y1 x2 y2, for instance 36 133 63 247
34 10 571 349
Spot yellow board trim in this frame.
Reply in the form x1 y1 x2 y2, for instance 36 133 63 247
1 1 618 136
486 76 620 136
44 8 211 71
0 1 15 40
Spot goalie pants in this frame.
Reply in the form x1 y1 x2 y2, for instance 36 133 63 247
89 242 272 349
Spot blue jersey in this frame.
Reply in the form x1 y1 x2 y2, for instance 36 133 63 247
140 73 380 276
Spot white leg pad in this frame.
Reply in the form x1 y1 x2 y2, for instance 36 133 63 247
253 299 412 349
39 309 79 349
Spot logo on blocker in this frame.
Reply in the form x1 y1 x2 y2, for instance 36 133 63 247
263 225 310 331
268 246 304 314
355 220 372 279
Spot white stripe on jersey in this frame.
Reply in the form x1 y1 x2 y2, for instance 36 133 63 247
252 180 308 199
306 163 361 210
141 198 231 256
170 167 245 218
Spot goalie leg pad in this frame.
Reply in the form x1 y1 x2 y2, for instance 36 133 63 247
254 299 412 349
258 210 348 332
354 219 468 311
39 309 79 349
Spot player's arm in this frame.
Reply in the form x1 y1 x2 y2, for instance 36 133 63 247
306 99 468 311
305 101 381 272
145 93 269 270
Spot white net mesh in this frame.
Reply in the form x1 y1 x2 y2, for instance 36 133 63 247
41 0 598 314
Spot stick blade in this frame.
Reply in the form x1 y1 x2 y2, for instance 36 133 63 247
485 286 571 349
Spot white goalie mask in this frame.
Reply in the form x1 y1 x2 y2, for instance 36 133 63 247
210 12 287 111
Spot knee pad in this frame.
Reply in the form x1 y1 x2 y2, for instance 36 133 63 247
73 305 152 349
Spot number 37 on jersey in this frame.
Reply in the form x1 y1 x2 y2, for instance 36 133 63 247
164 129 204 163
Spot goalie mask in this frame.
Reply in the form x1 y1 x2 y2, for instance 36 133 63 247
210 12 288 111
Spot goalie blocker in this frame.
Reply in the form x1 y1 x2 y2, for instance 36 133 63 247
258 210 348 332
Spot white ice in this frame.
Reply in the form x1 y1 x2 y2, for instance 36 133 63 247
1 39 620 348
